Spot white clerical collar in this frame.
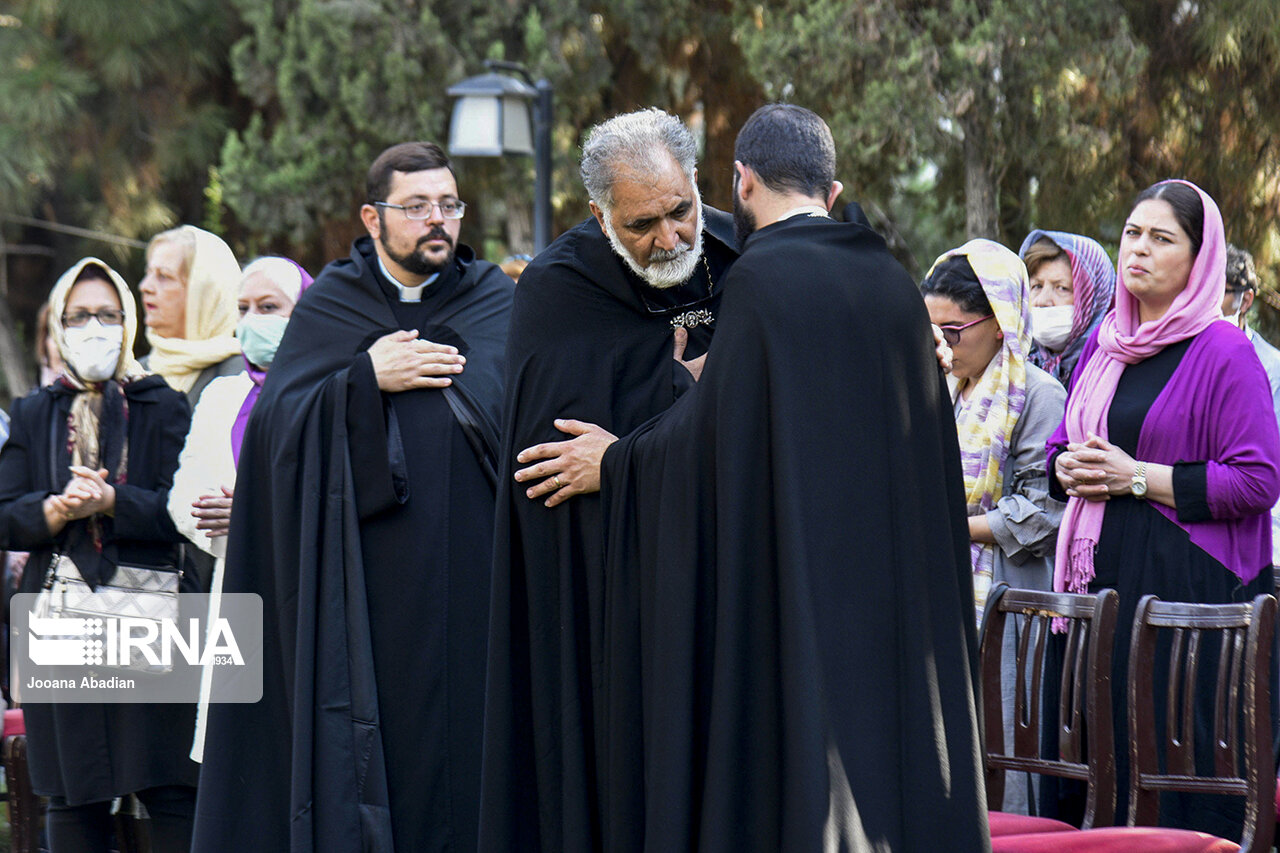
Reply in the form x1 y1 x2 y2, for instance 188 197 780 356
779 204 831 222
377 253 438 303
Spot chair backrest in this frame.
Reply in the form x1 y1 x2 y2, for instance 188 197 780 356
1127 593 1276 852
979 583 1119 829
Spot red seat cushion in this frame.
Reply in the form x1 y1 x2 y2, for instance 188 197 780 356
988 811 1079 836
2 708 23 738
992 827 1239 853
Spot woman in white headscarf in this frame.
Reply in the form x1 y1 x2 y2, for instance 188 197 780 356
140 225 243 406
0 258 198 851
167 256 313 761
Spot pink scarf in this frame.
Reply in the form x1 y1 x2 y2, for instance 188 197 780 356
1054 180 1227 594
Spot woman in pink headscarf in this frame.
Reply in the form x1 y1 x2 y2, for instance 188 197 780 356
1044 180 1280 837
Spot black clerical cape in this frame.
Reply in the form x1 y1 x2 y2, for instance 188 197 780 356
598 215 990 851
192 236 512 853
479 210 737 852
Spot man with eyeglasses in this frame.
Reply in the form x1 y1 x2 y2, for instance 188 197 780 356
193 141 513 853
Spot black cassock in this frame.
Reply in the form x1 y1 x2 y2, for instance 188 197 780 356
192 236 513 853
598 215 990 852
479 209 737 852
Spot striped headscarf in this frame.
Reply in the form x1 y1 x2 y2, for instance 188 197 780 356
927 239 1032 624
1018 230 1116 385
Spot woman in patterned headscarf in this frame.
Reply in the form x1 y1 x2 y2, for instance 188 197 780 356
140 225 243 406
0 258 198 850
921 239 1067 815
923 239 1068 622
1018 230 1116 387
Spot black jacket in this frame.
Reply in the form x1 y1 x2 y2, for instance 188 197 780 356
0 375 196 804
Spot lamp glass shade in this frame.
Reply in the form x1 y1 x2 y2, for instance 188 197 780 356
448 96 503 156
501 96 534 154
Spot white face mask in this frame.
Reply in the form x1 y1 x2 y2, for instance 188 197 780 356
1030 304 1075 352
63 320 124 382
236 312 290 368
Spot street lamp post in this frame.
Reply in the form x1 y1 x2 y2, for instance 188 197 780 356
446 61 554 253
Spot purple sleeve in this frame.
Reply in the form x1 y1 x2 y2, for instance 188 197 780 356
1204 342 1280 520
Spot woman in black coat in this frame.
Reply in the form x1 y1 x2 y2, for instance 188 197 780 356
0 257 197 852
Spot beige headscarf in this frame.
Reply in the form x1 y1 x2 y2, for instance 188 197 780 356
145 225 242 392
46 257 147 476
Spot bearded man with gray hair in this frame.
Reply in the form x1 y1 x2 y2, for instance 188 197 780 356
479 108 738 852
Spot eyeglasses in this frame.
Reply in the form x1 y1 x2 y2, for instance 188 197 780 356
937 314 995 346
62 309 126 328
374 199 466 220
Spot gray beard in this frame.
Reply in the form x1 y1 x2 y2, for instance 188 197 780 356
602 198 705 290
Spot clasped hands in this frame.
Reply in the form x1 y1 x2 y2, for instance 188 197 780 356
44 466 115 532
1054 432 1138 501
191 485 235 538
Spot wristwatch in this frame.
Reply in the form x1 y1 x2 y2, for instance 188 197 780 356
1131 461 1149 499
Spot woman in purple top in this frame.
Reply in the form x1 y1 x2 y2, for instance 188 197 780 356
1044 179 1280 836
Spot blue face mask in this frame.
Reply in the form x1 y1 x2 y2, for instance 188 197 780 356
236 313 289 368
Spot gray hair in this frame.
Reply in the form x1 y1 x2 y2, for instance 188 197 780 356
580 108 697 210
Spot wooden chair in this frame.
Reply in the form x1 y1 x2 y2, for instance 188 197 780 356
993 593 1277 853
3 732 43 853
980 583 1119 837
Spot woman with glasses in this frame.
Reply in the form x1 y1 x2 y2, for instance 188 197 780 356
139 225 243 407
921 239 1067 814
0 258 198 851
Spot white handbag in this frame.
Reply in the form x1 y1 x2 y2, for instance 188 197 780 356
34 552 182 674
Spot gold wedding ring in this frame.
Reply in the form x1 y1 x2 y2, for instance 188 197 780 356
553 475 563 488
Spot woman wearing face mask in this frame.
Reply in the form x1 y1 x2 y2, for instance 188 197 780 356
139 225 243 407
921 240 1067 815
165 257 311 759
0 258 198 851
1018 231 1116 389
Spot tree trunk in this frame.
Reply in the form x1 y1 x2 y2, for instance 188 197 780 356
505 190 534 256
961 113 1000 240
0 240 35 405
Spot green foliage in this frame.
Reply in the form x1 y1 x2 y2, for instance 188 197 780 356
217 0 467 257
736 0 1145 255
2 0 1277 307
0 0 236 237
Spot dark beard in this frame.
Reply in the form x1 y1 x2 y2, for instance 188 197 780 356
733 197 757 248
379 218 455 276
